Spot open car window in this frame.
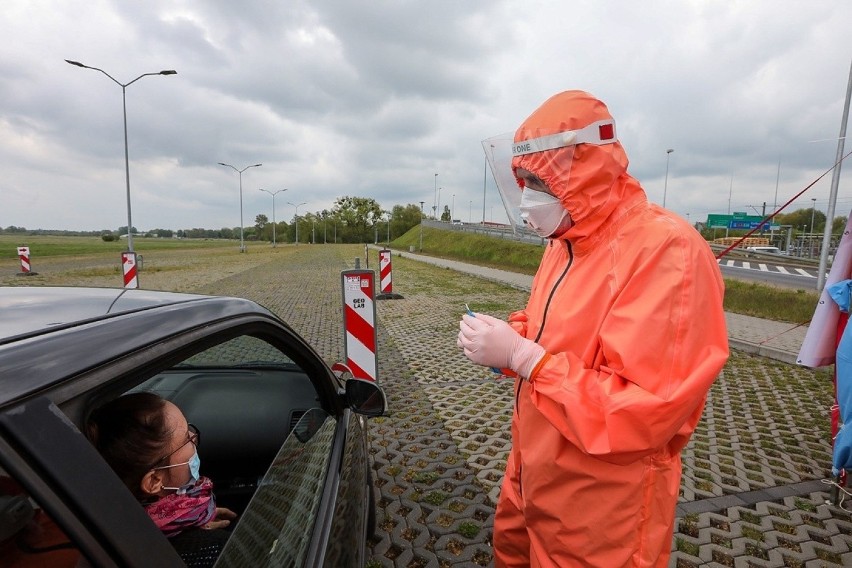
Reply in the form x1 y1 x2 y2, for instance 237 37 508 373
0 468 83 568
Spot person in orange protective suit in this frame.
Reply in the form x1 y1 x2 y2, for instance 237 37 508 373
457 91 729 567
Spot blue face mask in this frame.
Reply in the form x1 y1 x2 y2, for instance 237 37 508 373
160 449 201 494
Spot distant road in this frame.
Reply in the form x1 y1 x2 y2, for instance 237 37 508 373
429 220 825 290
716 258 819 289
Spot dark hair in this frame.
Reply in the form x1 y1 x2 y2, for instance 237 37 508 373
86 392 171 499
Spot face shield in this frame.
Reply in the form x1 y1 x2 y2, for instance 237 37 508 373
483 119 617 230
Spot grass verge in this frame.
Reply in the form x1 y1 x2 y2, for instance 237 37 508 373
388 226 821 324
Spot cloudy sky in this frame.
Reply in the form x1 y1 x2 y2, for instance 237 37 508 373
2 1 851 232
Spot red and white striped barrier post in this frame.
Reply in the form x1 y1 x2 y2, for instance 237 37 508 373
121 251 139 289
341 269 378 382
376 249 404 300
17 246 31 274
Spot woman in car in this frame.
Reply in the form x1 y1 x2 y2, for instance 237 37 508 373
86 392 236 567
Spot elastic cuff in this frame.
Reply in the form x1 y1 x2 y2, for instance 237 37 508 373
526 353 551 382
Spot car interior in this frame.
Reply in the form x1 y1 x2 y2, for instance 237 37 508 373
132 333 327 516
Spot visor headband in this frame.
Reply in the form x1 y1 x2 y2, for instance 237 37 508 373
512 119 617 157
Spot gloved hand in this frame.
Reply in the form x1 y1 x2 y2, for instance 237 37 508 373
457 313 546 379
507 310 529 335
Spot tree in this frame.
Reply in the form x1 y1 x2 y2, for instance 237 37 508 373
775 208 826 234
254 214 270 241
332 196 384 243
440 205 451 222
390 204 424 238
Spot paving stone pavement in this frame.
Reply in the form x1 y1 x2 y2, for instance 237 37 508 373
194 245 849 567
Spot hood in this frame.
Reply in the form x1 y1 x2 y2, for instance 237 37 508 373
512 90 641 241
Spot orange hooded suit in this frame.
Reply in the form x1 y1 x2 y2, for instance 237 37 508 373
493 91 729 567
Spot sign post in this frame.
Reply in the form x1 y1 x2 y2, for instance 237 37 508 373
376 249 404 300
341 269 379 382
121 251 139 289
15 246 37 276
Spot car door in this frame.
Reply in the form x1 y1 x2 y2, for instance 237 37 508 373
0 396 184 567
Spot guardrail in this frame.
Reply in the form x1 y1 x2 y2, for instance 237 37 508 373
422 219 546 245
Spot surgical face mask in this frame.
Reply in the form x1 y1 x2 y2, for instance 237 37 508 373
519 189 570 237
161 450 201 494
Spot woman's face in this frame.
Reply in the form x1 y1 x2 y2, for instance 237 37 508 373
156 401 198 491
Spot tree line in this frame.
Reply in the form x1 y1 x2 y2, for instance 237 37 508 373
0 197 427 244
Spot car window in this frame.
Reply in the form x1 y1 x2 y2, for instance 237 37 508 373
214 408 336 568
175 335 300 369
0 468 83 568
323 411 368 567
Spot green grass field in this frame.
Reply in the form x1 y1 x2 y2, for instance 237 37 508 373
0 234 239 259
1 229 822 324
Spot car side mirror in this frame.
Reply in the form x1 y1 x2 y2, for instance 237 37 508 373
344 378 386 417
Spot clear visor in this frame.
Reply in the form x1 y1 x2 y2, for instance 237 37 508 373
483 119 617 230
482 133 576 231
482 133 523 228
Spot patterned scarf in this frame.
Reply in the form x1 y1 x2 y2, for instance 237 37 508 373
144 477 217 537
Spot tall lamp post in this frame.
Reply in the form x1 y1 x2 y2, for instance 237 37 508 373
258 188 287 247
218 162 262 252
810 198 817 258
288 201 306 244
419 201 425 252
662 148 674 208
65 59 176 252
433 173 438 219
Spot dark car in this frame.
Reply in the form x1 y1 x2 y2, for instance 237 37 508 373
0 287 386 567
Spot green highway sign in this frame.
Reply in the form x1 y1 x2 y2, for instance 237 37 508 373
706 213 779 230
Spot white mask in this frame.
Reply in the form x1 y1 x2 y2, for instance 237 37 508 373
519 189 570 237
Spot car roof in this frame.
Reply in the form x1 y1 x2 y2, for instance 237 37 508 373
0 287 215 340
0 287 279 404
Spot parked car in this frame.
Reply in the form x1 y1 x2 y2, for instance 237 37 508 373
0 287 386 568
745 246 785 257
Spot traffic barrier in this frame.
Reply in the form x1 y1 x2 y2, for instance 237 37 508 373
341 269 378 382
121 251 139 289
15 246 37 276
376 249 404 300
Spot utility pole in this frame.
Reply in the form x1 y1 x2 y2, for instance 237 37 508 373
818 58 852 290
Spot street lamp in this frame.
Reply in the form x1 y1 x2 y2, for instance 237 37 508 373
451 193 455 223
218 162 262 252
810 198 817 234
65 59 176 252
419 201 425 252
434 173 439 220
258 188 287 247
810 198 817 258
288 201 306 244
438 187 442 221
662 148 674 208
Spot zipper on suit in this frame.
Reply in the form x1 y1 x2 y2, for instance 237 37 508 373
515 239 573 500
515 239 574 417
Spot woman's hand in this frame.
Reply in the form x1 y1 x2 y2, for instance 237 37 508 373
205 507 237 530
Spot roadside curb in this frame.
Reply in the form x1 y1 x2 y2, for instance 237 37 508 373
727 337 800 365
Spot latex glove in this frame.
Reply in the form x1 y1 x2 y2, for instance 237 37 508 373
457 313 546 379
507 310 529 335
